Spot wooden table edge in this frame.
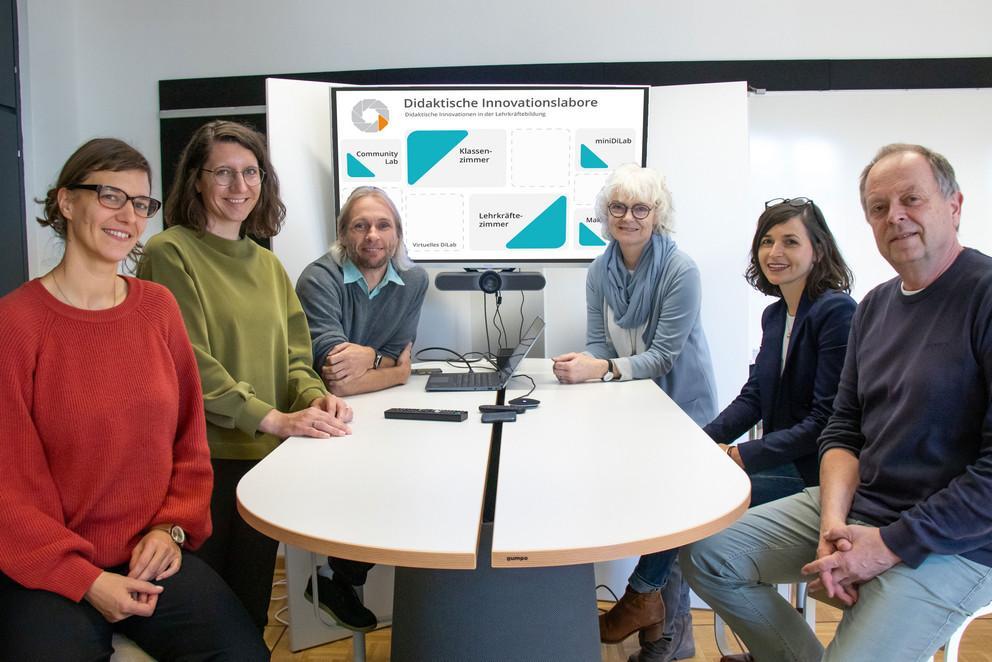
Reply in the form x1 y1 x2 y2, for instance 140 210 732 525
490 491 751 568
236 498 479 570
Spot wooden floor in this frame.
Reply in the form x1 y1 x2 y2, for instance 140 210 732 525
263 566 992 661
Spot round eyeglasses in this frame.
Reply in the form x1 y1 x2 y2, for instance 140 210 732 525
201 166 265 187
765 197 813 209
67 184 161 218
608 202 654 220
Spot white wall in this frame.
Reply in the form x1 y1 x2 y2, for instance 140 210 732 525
18 0 992 274
14 1 992 409
746 89 992 355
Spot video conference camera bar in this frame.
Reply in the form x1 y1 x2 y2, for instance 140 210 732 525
434 268 546 294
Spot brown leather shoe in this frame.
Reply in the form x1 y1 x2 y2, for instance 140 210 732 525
599 585 665 644
719 654 754 662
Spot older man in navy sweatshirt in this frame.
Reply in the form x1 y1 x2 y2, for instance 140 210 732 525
683 144 992 662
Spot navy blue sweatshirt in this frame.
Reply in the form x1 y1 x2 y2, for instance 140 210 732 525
819 248 992 569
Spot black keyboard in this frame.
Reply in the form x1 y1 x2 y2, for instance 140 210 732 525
450 371 501 388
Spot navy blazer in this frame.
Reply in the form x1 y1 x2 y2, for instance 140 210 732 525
703 288 856 486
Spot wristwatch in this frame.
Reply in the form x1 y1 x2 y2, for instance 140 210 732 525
601 359 616 382
158 524 186 547
373 352 384 369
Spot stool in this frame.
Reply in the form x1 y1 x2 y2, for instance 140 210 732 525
926 599 992 662
110 633 156 661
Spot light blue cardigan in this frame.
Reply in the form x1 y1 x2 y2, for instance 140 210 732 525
585 242 718 426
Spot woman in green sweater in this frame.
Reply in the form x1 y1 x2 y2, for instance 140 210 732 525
138 120 353 631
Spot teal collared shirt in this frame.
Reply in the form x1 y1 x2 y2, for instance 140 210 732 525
342 258 405 299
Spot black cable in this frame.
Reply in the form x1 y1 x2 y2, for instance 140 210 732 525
595 584 619 613
518 291 525 345
507 373 536 398
493 293 504 348
462 351 498 372
494 292 509 348
483 293 492 357
414 346 484 372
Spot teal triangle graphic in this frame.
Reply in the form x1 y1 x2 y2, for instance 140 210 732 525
579 222 607 246
580 144 609 169
347 153 375 178
506 196 567 249
407 130 469 184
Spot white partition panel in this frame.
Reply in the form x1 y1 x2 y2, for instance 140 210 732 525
267 77 342 284
647 81 751 413
268 79 749 384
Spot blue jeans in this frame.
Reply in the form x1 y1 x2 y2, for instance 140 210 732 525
749 461 806 508
681 488 992 661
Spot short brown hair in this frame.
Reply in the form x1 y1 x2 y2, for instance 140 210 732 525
745 199 853 299
36 138 152 265
165 120 286 238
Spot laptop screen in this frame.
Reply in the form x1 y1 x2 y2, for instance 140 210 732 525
499 317 546 378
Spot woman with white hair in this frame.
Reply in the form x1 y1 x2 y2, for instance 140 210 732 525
553 163 717 661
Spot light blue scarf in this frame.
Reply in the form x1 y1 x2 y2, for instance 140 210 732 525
603 233 676 344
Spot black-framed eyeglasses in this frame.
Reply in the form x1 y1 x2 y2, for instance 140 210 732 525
608 202 654 220
765 197 813 209
67 184 161 218
201 166 265 187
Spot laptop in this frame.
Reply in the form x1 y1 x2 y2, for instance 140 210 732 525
425 317 545 391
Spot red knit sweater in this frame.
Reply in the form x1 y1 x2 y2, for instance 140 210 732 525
0 277 213 601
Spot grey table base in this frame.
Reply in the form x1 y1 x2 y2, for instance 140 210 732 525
391 522 600 662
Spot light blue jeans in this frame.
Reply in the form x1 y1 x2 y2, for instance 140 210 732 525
681 488 992 661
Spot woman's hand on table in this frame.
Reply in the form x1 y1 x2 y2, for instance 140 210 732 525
259 403 352 439
84 571 162 622
718 443 746 469
310 393 354 423
551 353 611 383
128 529 181 582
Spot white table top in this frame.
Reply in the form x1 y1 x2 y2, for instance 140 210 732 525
237 374 494 569
492 359 751 567
237 358 750 570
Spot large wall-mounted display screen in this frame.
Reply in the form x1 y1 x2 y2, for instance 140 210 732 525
331 86 648 262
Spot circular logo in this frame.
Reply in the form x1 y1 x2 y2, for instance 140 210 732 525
352 99 390 133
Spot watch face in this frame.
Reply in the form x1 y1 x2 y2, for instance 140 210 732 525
170 525 186 545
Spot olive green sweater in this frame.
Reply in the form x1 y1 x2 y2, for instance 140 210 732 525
138 226 326 460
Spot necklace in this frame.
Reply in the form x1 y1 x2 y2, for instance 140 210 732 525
51 264 119 309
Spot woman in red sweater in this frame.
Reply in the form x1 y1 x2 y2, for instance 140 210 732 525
0 139 268 660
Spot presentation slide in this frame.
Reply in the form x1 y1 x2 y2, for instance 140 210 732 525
331 86 648 262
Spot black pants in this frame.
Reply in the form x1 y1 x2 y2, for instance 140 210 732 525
195 458 280 632
0 555 268 661
328 556 375 586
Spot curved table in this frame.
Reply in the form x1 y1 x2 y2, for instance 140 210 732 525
238 358 750 660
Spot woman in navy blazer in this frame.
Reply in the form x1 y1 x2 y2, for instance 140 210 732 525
704 198 855 507
596 199 855 662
